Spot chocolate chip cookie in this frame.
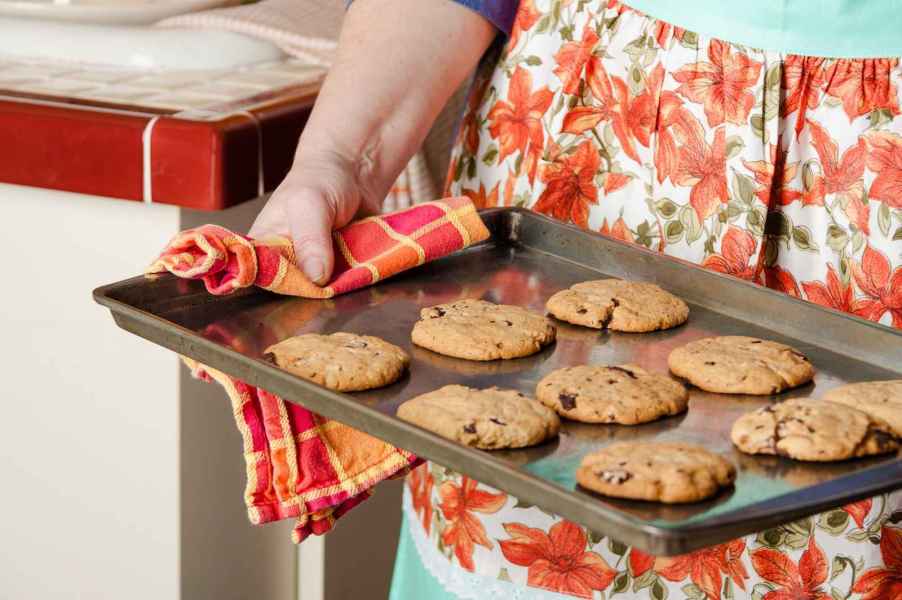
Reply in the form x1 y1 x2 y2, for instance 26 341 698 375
668 336 815 394
536 364 688 424
411 299 556 361
545 279 689 332
577 442 736 503
730 398 900 461
822 380 902 437
397 385 560 449
263 332 409 392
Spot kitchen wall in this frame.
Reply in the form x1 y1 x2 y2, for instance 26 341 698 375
1 184 181 600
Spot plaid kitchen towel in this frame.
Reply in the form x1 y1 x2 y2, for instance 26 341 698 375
154 198 489 542
146 197 490 298
183 357 419 543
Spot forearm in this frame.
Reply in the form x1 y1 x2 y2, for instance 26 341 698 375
293 0 496 205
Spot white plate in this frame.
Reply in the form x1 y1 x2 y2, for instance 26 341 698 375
0 0 240 25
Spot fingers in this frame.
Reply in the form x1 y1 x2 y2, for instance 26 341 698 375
248 191 338 285
285 196 336 285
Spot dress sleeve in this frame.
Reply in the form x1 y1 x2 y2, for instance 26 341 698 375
345 0 519 36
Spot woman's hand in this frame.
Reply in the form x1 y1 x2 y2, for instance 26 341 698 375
248 152 380 284
248 0 496 284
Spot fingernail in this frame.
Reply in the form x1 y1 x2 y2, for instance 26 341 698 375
301 257 325 284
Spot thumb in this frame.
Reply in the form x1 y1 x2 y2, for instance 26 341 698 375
285 198 336 285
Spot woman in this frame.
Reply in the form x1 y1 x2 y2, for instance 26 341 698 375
250 1 902 598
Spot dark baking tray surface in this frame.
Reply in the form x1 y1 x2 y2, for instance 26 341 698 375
94 208 902 555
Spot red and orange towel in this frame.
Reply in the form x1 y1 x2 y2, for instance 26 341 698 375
147 197 490 298
148 198 490 542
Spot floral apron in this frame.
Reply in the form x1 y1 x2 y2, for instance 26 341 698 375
395 1 902 599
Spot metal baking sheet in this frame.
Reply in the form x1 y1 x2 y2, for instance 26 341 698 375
94 208 902 555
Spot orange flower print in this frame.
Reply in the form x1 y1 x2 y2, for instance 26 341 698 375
561 56 638 164
438 477 506 571
461 181 500 209
842 498 873 529
674 126 729 221
851 245 902 328
673 39 762 127
599 217 634 243
852 525 902 600
460 76 491 156
652 20 687 49
534 140 601 227
702 227 758 280
654 93 694 184
627 63 665 148
630 539 748 600
499 521 616 598
407 464 433 535
765 265 801 298
509 0 541 50
488 66 554 185
553 25 599 95
802 264 853 313
807 120 866 225
750 535 831 600
782 55 826 136
824 58 900 122
865 130 902 209
742 143 801 206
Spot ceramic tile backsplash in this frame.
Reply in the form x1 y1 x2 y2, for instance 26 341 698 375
0 57 326 115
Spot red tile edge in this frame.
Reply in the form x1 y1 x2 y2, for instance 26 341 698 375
0 87 316 211
0 99 147 201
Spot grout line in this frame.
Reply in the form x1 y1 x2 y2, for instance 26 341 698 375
142 115 161 204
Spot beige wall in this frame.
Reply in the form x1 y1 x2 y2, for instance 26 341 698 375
1 185 181 599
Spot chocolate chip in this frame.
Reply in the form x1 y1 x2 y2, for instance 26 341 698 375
431 308 446 318
577 308 588 314
598 469 632 484
750 340 762 344
489 418 507 426
869 427 899 450
262 352 277 364
606 379 617 384
705 361 716 366
504 320 513 326
463 423 476 434
558 393 577 410
609 366 637 379
610 298 620 308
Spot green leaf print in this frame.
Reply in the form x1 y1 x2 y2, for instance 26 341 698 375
725 135 745 159
826 224 849 252
878 202 892 237
665 220 684 244
656 198 678 218
733 172 757 206
679 31 699 49
482 146 499 166
651 579 668 600
894 226 902 241
681 583 705 600
792 225 819 251
818 509 850 535
525 55 543 66
607 538 627 556
612 571 630 595
632 569 656 592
